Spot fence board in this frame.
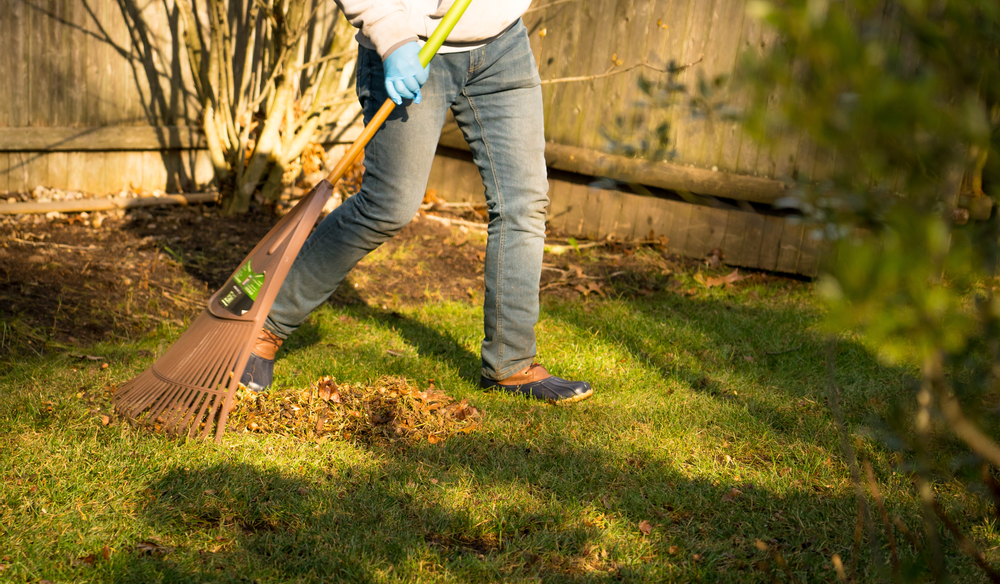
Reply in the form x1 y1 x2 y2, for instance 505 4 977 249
0 153 8 193
775 221 804 273
669 0 715 166
721 208 749 265
562 183 589 235
10 0 29 128
699 0 747 171
596 189 624 237
546 177 573 232
641 196 672 241
666 198 694 254
757 215 784 271
46 151 69 190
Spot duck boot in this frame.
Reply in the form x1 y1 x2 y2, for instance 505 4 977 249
239 329 283 392
481 363 593 405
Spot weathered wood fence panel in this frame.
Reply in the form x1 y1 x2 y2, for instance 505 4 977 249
0 0 358 195
429 0 828 275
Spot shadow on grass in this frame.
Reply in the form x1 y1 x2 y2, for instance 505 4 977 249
117 435 869 583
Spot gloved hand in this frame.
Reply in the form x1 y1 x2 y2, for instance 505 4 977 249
383 41 430 105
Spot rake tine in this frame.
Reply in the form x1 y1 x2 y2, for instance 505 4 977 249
179 389 214 438
161 386 200 434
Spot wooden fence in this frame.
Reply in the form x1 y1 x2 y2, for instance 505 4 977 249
0 0 359 195
0 0 828 275
426 0 824 275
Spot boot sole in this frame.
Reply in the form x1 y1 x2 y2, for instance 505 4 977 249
550 387 594 406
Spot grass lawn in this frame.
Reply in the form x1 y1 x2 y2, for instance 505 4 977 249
1 235 997 583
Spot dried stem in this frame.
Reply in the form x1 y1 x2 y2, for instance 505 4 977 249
826 338 885 577
863 459 899 575
932 501 1000 582
540 55 704 85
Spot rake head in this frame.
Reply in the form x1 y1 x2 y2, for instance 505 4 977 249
114 181 334 441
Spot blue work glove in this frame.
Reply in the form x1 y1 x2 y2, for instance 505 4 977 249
383 41 429 105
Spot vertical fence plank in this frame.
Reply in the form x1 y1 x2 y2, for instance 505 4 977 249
698 0 748 172
722 208 749 265
640 197 673 241
775 221 804 273
546 178 573 233
561 182 589 236
9 0 29 129
543 0 586 146
757 215 784 271
796 230 822 277
142 151 168 191
596 189 624 238
0 153 10 194
666 198 694 255
615 192 644 240
46 152 69 190
669 0 715 167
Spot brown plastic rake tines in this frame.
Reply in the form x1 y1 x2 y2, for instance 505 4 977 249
113 181 334 441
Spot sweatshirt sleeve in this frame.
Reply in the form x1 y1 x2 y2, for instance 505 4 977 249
335 0 418 59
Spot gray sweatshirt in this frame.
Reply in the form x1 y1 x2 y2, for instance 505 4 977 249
336 0 532 59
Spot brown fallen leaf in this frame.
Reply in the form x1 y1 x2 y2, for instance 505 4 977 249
204 489 216 496
101 545 110 561
77 553 97 566
297 487 310 496
639 520 653 535
722 487 743 502
668 545 680 555
100 415 111 426
699 268 749 289
133 541 173 556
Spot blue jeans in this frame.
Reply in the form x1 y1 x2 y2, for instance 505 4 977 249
264 20 548 381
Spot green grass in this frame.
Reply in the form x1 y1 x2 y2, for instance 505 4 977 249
1 270 996 582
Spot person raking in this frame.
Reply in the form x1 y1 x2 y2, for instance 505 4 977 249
240 0 594 405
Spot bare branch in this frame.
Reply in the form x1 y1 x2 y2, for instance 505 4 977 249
540 56 704 85
292 48 355 72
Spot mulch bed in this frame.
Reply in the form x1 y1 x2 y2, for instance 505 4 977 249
0 193 764 355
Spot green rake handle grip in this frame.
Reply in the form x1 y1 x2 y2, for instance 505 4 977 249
324 0 474 185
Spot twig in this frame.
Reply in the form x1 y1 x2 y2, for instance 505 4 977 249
864 459 900 575
292 48 355 72
933 500 1000 583
420 213 487 231
765 344 802 356
10 238 97 251
827 338 885 575
540 56 704 85
892 515 923 551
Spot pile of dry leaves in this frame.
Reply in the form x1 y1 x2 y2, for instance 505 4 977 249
228 376 481 444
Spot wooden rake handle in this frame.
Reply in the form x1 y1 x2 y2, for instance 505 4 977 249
324 0 474 187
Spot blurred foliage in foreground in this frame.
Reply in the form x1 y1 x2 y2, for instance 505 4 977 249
614 0 1000 579
741 0 1000 580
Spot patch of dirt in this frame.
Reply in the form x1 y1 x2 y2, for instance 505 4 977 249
0 195 780 355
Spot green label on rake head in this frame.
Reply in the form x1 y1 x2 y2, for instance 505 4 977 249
219 261 266 316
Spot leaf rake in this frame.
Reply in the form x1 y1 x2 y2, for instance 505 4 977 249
113 0 474 441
